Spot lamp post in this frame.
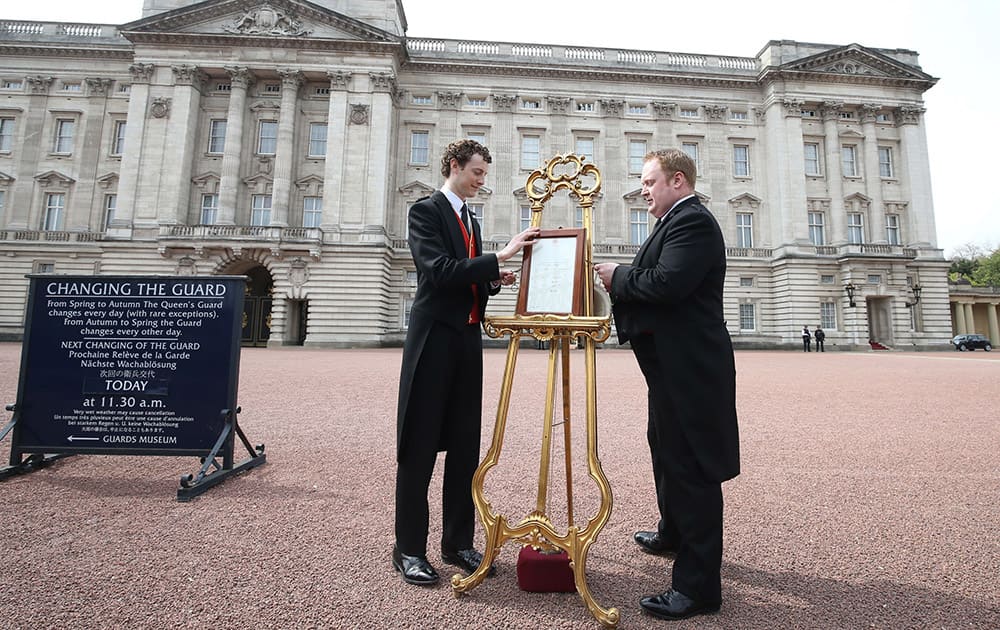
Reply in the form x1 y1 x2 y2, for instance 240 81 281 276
905 283 922 307
844 282 857 308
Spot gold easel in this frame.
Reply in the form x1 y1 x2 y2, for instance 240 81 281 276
452 155 618 628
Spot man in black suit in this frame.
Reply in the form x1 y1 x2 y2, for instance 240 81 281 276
393 139 540 586
595 148 740 620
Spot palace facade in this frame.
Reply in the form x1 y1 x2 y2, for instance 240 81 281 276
0 0 951 349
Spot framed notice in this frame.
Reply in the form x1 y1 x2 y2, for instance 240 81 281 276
516 228 586 316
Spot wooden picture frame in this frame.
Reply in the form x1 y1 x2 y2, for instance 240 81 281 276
516 228 586 316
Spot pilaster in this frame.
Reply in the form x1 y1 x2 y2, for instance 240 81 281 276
6 76 52 229
821 101 846 245
896 105 935 247
321 71 350 229
860 103 886 243
218 66 254 225
271 69 304 227
109 64 153 238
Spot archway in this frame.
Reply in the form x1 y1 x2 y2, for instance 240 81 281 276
220 263 274 348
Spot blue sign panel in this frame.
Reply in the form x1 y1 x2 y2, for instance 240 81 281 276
13 276 246 455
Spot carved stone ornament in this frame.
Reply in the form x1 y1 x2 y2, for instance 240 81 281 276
349 103 369 125
225 66 255 89
705 104 727 120
223 4 311 37
600 99 624 116
860 103 881 123
895 105 924 126
546 96 570 114
176 256 197 276
437 91 463 109
85 78 112 95
289 257 309 287
171 64 204 87
651 101 675 119
150 97 171 119
327 70 351 90
129 63 155 83
492 94 516 111
278 69 305 90
369 72 396 92
781 98 805 117
820 100 844 120
26 76 53 94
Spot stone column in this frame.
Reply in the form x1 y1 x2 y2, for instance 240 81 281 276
271 69 303 227
491 93 516 240
860 104 886 244
436 90 462 141
321 70 350 229
652 101 675 149
964 303 976 334
218 66 253 225
364 72 396 232
159 65 204 226
820 101 846 245
762 98 807 246
110 64 154 238
896 106 935 247
954 301 967 334
6 76 51 229
987 302 999 346
66 78 112 232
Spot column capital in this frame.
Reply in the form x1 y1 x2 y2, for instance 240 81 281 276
820 100 844 121
895 105 925 126
278 68 305 90
327 70 351 90
85 77 112 96
704 104 727 120
492 94 516 112
600 99 625 117
171 64 206 88
224 66 255 89
546 96 570 114
651 101 675 119
437 91 463 109
860 103 881 123
128 63 155 84
781 98 804 117
368 71 396 92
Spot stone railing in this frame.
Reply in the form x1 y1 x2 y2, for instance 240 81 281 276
726 247 774 258
406 38 757 75
0 229 103 242
0 20 125 43
158 225 322 243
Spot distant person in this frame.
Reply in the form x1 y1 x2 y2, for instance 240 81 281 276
802 325 811 352
394 139 540 586
594 148 739 621
814 326 825 352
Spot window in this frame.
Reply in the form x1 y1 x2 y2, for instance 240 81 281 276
466 132 486 145
257 120 277 154
208 120 227 154
575 207 584 229
739 303 756 331
467 96 487 108
520 206 532 231
885 214 900 245
44 193 65 230
841 145 858 177
801 109 817 118
808 211 826 246
412 95 432 105
53 119 75 153
820 275 835 284
116 83 131 95
263 83 280 94
575 137 594 163
0 117 14 152
200 194 218 225
104 194 117 228
739 277 754 287
576 102 595 113
2 79 23 90
303 196 322 227
521 99 540 110
111 120 126 156
521 135 540 169
804 142 821 175
410 130 429 164
733 145 750 177
628 139 647 174
630 208 649 245
681 142 699 172
0 191 4 213
839 111 854 120
821 302 837 329
315 86 330 96
403 298 415 328
876 112 892 123
61 82 81 92
251 194 272 226
878 146 894 178
679 107 699 118
628 104 648 115
215 83 231 92
730 111 749 121
469 203 484 228
848 213 864 244
308 123 327 157
35 262 55 273
867 274 882 285
736 213 753 248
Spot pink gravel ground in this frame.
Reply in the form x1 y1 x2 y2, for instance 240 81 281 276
1 342 998 629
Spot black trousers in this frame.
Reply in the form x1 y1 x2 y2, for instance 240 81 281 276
632 335 724 603
395 322 483 557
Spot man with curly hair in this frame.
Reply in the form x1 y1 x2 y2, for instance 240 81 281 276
393 139 540 585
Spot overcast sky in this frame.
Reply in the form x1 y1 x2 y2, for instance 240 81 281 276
5 0 998 256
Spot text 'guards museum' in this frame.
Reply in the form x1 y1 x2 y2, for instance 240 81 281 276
0 0 950 349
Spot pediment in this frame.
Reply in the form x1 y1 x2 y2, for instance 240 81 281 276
781 44 935 82
623 188 710 205
34 170 75 186
120 0 400 45
398 180 435 197
243 172 274 185
0 170 14 184
96 172 119 189
192 171 221 185
728 193 762 208
840 129 864 139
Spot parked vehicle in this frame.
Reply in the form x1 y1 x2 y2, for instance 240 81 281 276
951 334 993 351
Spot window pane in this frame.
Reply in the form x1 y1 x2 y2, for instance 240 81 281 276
251 194 272 226
410 131 429 164
0 117 14 152
521 135 540 169
804 142 820 175
878 146 893 178
848 213 864 244
575 137 594 162
303 196 322 227
104 194 117 228
258 120 277 154
309 123 327 157
520 206 532 231
808 211 825 246
630 208 649 245
733 145 749 177
469 203 484 228
736 213 753 248
201 194 218 224
44 193 64 230
739 303 755 331
209 120 227 153
628 140 646 174
681 142 699 173
821 302 837 329
841 145 857 177
54 119 75 153
885 214 900 245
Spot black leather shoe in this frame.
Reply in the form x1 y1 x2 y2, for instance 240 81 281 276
640 589 720 620
392 545 440 586
441 548 497 577
633 530 678 556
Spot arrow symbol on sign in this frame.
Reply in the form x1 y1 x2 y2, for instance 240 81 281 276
68 436 100 442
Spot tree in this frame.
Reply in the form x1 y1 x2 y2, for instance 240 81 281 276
948 242 992 284
972 248 1000 287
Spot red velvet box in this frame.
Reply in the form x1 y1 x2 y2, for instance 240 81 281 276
516 545 577 593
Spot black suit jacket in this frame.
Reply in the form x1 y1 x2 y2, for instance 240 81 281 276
609 196 740 482
396 191 501 460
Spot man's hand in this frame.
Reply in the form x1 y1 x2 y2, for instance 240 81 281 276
499 270 517 286
497 227 541 263
593 262 618 292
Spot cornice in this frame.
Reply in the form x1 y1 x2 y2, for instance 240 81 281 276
123 31 402 54
0 44 133 60
759 68 937 91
